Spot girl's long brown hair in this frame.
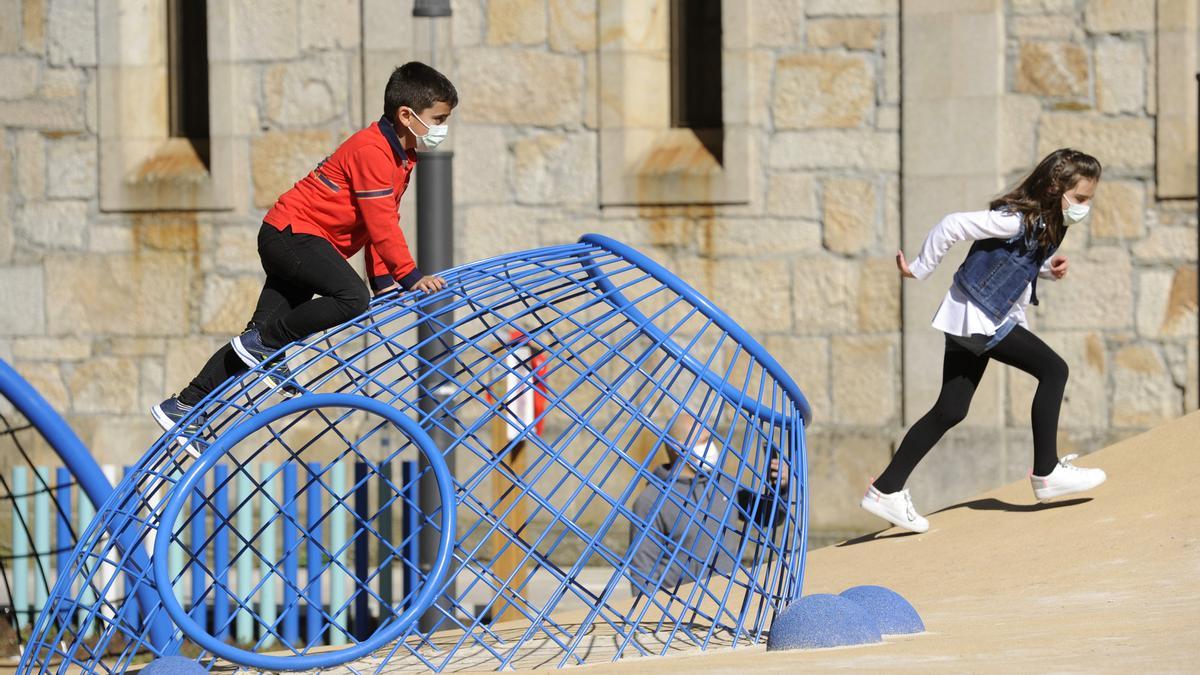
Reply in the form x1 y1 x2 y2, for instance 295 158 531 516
990 148 1102 250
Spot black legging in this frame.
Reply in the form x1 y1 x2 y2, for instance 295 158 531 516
873 325 1068 493
178 224 369 406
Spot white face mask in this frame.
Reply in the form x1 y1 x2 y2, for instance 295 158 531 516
1062 196 1090 224
405 108 449 151
687 439 722 472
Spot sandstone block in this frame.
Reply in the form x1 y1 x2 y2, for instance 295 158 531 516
451 0 485 47
12 336 90 360
453 125 510 204
706 257 793 333
1037 247 1133 330
1188 339 1198 410
1012 16 1082 39
766 172 819 219
1015 41 1089 97
1163 265 1198 337
22 0 44 52
39 66 84 100
831 335 897 426
1095 39 1145 114
201 275 261 335
769 130 899 171
68 356 138 413
45 252 193 336
264 52 351 128
548 0 596 51
774 53 874 129
0 0 19 53
12 361 69 412
750 0 805 47
1037 113 1153 170
793 256 857 334
1012 0 1077 13
1112 345 1181 427
1088 179 1145 239
513 131 596 206
707 218 821 258
1135 268 1174 338
806 0 895 16
16 200 88 251
460 205 545 263
857 256 899 332
0 57 39 99
47 0 96 66
299 0 360 49
1131 226 1197 263
0 99 84 130
488 0 547 46
803 430 892 532
108 337 166 357
0 266 45 336
807 17 882 49
232 0 300 60
823 178 877 255
16 130 44 200
1001 95 1043 175
763 334 830 415
251 131 332 209
456 48 581 126
83 415 161 464
46 135 97 199
1084 0 1154 33
138 357 164 412
164 336 226 395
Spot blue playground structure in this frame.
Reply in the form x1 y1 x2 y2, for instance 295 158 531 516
10 234 811 672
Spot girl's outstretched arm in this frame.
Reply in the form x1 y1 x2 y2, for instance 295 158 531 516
905 210 1023 280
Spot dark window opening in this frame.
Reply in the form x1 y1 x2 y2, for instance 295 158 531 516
168 0 210 168
670 0 723 164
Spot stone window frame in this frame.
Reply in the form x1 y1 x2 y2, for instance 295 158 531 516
1156 0 1199 199
98 0 235 212
597 0 751 206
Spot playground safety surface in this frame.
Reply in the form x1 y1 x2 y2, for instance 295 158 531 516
569 409 1200 674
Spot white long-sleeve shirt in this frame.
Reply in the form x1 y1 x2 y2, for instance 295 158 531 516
908 210 1056 338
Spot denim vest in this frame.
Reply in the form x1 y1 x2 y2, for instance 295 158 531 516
952 215 1059 323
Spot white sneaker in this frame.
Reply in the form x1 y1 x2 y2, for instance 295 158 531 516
860 485 929 534
1031 454 1106 501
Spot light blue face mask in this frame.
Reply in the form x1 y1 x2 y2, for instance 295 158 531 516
405 108 449 151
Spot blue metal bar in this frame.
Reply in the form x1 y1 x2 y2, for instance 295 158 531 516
353 460 370 641
55 467 72 630
577 234 812 426
212 464 231 641
33 467 50 614
305 461 324 645
235 468 254 645
0 359 172 649
190 482 207 630
259 462 278 648
151 394 456 671
402 460 419 607
282 462 300 644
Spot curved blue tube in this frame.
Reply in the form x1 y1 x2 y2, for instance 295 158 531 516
152 393 457 671
577 234 813 425
0 358 173 648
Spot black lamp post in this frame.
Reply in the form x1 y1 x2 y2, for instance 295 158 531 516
413 0 455 633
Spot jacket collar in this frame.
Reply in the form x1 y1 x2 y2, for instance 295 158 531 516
377 115 412 164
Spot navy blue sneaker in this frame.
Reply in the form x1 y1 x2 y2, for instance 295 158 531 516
151 397 207 459
231 328 302 398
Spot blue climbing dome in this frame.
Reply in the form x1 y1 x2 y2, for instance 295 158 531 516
20 234 811 673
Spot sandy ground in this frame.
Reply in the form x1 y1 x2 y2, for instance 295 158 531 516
572 410 1200 674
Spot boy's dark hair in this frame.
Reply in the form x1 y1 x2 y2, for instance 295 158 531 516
383 62 458 118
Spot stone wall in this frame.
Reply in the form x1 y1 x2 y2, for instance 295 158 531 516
0 0 1195 546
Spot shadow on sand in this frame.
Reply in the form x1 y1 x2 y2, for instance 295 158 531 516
835 497 1092 548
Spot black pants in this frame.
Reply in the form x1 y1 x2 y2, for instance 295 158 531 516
178 224 369 406
872 325 1068 494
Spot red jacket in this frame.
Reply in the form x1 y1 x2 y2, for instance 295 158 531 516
263 116 423 288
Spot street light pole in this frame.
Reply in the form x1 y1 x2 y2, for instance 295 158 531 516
412 0 455 634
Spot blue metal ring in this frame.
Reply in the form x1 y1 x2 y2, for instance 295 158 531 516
153 393 456 671
577 234 813 425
